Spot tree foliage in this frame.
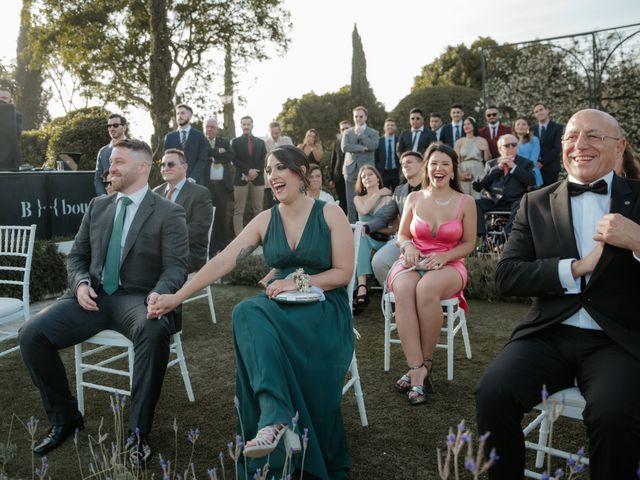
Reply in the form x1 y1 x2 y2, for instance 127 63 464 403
31 0 291 150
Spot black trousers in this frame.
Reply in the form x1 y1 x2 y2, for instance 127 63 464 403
475 324 640 479
541 169 559 187
333 176 348 216
475 198 520 236
381 168 400 192
208 180 230 254
19 291 172 434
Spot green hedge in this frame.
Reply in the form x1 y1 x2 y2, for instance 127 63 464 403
21 129 49 167
223 254 270 286
0 240 67 303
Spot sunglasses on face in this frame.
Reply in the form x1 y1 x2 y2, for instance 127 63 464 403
486 113 498 118
107 123 123 128
161 161 178 168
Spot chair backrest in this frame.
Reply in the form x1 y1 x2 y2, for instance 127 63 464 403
0 225 37 320
205 206 216 261
347 222 364 306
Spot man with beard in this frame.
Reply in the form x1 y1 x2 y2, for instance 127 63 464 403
95 113 127 196
19 139 188 467
163 104 208 185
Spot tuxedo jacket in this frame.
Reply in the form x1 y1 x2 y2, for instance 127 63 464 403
496 174 640 360
67 189 188 329
440 123 465 148
473 155 535 205
163 128 209 185
532 120 563 174
231 134 267 186
375 136 400 172
479 123 513 159
341 126 379 181
153 181 212 273
205 136 235 192
396 129 436 157
330 136 346 183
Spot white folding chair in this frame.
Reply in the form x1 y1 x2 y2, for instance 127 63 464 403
342 222 368 427
0 224 36 358
183 206 216 323
523 386 589 478
382 289 472 381
74 329 195 415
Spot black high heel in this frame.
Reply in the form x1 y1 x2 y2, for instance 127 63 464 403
353 284 369 310
407 359 434 406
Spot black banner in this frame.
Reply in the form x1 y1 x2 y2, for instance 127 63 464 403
0 171 95 239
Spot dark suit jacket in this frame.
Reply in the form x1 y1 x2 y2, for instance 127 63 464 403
532 120 563 174
153 181 212 273
67 189 188 330
163 128 209 185
473 155 536 205
330 136 346 183
94 144 113 196
396 129 435 157
205 136 235 192
375 136 400 172
479 123 513 159
440 123 465 148
231 134 267 186
495 174 640 360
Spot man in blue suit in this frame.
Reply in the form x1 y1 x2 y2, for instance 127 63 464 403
440 103 465 148
396 108 436 157
375 118 400 190
163 104 208 185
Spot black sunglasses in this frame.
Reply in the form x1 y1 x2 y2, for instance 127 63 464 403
107 123 123 128
486 113 498 117
161 161 177 168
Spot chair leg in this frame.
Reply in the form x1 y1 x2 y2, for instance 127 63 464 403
206 286 217 324
446 305 455 381
383 296 392 372
459 310 473 359
349 352 368 427
74 344 85 416
535 412 551 468
172 333 195 402
128 344 135 391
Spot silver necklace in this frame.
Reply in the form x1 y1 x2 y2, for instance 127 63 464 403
433 197 452 206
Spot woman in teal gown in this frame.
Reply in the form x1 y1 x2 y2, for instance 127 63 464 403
149 145 355 479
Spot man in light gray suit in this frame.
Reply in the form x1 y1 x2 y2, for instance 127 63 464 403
20 139 188 466
342 105 379 222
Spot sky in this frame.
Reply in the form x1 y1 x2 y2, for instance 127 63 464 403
1 0 639 141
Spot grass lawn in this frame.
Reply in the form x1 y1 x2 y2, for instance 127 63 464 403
0 286 587 479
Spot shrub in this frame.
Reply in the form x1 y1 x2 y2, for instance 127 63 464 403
464 255 528 303
20 129 49 167
224 255 270 286
0 239 67 303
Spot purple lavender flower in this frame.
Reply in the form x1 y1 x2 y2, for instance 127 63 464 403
188 428 201 444
480 432 491 443
302 428 309 449
447 431 456 447
253 468 262 479
460 433 471 445
554 467 564 478
234 396 240 409
218 451 224 462
207 467 217 479
292 411 299 428
489 448 499 462
541 474 550 480
464 457 477 472
457 420 465 432
541 384 549 402
26 416 39 436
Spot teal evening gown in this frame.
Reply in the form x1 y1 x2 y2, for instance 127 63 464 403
232 200 354 479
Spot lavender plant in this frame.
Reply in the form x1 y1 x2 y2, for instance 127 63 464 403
437 420 497 479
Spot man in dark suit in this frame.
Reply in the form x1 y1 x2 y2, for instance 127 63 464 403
342 105 379 222
440 103 465 148
479 105 512 159
397 108 436 157
475 109 640 479
329 120 350 215
95 114 128 196
19 139 188 465
153 148 212 272
163 103 208 185
0 86 22 164
231 115 267 235
532 101 563 186
204 118 234 254
429 112 444 143
473 134 535 236
375 118 401 190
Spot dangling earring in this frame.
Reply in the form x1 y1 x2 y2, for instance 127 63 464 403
451 173 455 180
299 182 306 193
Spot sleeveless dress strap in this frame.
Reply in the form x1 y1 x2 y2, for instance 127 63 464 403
456 195 466 220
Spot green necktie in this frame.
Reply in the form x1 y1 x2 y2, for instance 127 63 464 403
103 197 133 295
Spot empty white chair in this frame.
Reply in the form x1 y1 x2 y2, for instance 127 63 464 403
342 222 368 427
523 386 589 478
0 224 36 358
74 330 195 415
382 290 472 381
183 206 217 323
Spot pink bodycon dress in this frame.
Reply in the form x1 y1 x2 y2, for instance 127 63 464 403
387 195 468 312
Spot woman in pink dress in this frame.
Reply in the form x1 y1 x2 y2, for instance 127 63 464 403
387 143 477 405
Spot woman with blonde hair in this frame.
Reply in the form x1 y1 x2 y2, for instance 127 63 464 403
298 128 323 165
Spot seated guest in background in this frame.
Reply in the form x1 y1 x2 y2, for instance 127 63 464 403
330 120 351 215
388 143 476 405
370 151 425 286
397 108 435 157
353 165 395 311
454 117 491 199
101 172 115 195
298 128 323 165
149 145 354 479
475 109 640 480
153 149 213 273
473 134 536 236
306 164 337 204
95 114 127 196
479 105 512 159
19 139 188 465
375 118 400 190
532 101 563 186
514 116 543 187
430 112 444 143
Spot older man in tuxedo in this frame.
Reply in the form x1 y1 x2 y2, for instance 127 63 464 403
163 103 209 185
153 148 212 272
475 109 640 479
19 139 188 466
342 105 379 222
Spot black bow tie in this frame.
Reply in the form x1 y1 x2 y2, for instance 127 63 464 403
567 179 608 197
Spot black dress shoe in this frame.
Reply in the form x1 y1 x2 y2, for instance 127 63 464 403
125 434 153 467
33 416 84 455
